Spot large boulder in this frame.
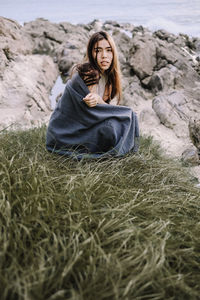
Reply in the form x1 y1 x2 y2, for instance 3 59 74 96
0 17 33 57
0 54 58 130
23 18 89 74
129 33 157 80
189 119 200 152
22 18 67 55
152 90 188 134
181 147 199 165
0 17 34 75
142 65 179 93
0 17 59 130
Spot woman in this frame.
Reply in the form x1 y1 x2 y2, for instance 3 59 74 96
46 31 139 159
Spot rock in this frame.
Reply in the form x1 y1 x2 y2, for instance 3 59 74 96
58 54 77 75
89 19 103 31
129 34 157 79
153 29 177 44
104 20 121 28
22 18 66 55
189 119 200 151
0 49 8 75
139 106 161 127
57 46 85 75
155 41 179 67
23 18 89 75
0 17 60 130
142 66 176 93
122 75 152 104
23 18 89 57
0 17 33 57
193 38 200 53
181 147 199 165
0 54 58 130
152 91 188 131
190 166 200 183
142 74 164 92
112 30 131 73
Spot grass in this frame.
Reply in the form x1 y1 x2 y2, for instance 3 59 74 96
0 126 200 300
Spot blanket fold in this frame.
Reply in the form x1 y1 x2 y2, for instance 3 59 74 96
46 73 139 159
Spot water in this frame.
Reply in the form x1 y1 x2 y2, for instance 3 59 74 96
1 0 200 37
50 76 66 109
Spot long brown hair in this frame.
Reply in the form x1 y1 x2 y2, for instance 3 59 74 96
78 31 122 104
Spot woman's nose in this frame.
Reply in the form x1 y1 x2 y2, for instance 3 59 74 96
102 50 107 58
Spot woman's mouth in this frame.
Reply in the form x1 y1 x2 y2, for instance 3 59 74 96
101 61 109 65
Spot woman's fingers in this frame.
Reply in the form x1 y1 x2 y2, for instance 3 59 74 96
83 93 98 107
83 98 97 107
83 92 104 107
83 93 93 101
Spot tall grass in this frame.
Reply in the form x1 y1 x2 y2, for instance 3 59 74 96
0 126 200 300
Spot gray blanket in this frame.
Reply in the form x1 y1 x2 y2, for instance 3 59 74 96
46 73 139 159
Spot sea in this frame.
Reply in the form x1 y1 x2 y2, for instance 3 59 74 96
1 0 200 37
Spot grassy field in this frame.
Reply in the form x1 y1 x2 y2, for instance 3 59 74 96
0 126 200 300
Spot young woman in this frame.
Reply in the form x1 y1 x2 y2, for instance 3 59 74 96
46 31 139 159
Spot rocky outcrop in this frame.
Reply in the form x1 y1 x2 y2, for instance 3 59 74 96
0 17 200 179
0 54 57 129
0 17 58 130
22 18 89 74
189 120 200 152
0 17 33 57
106 26 200 166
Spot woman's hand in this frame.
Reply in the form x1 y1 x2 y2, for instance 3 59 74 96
83 93 106 107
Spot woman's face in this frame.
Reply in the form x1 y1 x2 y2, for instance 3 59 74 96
92 39 113 73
